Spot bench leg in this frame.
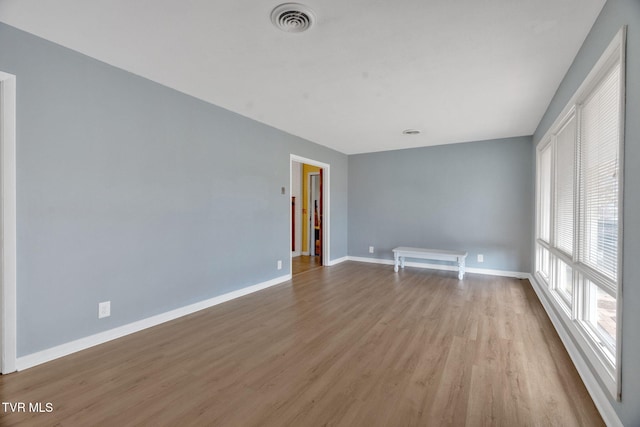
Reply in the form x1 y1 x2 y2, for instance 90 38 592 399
458 258 465 280
400 256 405 269
394 252 399 272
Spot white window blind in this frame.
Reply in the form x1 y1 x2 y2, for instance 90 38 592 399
555 115 576 256
539 144 552 243
579 63 621 283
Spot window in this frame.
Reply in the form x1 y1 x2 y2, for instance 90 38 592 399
579 62 621 282
554 114 575 257
585 277 617 354
535 28 625 399
556 257 573 305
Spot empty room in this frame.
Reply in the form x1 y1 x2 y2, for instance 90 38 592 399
0 0 638 425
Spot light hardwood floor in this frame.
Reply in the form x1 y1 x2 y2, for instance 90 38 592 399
0 262 603 426
292 255 323 276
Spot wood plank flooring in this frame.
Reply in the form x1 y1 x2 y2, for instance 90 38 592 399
291 255 323 275
0 262 603 426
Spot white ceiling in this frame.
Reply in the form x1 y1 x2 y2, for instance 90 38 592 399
0 0 605 154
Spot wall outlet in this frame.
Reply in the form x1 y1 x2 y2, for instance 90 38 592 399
369 246 374 254
277 260 282 270
477 254 484 263
98 301 111 319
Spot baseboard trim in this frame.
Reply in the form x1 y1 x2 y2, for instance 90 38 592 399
16 274 291 371
527 274 622 427
346 256 528 279
327 256 348 266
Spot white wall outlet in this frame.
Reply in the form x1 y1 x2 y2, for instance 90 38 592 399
477 254 484 263
369 246 374 254
98 301 111 319
277 260 282 270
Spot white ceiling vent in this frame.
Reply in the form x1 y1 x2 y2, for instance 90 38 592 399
271 3 315 33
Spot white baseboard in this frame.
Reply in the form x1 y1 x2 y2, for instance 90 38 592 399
527 274 622 427
302 251 310 256
291 251 301 258
347 256 395 266
327 256 348 266
347 256 528 279
16 274 291 371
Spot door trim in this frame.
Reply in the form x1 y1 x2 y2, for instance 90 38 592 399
290 155 330 275
0 71 17 374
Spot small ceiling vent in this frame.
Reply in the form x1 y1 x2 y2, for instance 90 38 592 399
271 3 315 33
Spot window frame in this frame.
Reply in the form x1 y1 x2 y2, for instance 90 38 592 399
534 26 626 400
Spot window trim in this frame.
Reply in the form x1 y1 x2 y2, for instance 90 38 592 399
536 139 553 245
534 26 626 400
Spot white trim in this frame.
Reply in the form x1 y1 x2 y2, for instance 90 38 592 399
16 274 291 371
346 256 528 279
0 71 17 374
528 274 622 427
289 154 330 274
614 26 626 400
348 256 396 266
326 256 348 266
290 160 303 256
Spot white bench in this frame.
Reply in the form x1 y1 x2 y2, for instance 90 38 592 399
392 247 468 280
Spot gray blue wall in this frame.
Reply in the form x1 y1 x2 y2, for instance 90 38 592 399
0 23 348 356
348 137 533 273
533 1 640 424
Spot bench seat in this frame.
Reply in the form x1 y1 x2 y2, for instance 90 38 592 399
392 246 468 279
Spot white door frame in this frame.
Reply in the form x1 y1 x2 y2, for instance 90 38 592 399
0 71 17 374
290 155 330 275
290 161 302 257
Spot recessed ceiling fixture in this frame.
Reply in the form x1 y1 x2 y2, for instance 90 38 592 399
271 3 315 33
402 129 421 135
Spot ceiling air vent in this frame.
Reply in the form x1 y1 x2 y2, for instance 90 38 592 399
271 3 315 33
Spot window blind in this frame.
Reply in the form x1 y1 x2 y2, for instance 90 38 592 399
555 115 576 256
579 63 621 283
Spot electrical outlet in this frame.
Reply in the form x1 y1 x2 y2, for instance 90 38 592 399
277 260 282 270
369 246 374 254
477 254 484 263
98 301 111 319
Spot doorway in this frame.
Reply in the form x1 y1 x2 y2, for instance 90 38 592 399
290 155 329 277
